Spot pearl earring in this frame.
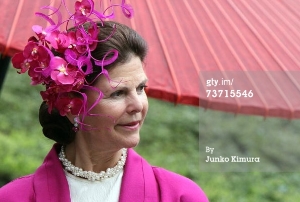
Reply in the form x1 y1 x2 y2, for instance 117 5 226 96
73 116 79 132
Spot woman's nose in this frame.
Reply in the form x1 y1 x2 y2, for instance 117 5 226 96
126 92 144 114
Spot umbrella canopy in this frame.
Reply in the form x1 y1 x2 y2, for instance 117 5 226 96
1 0 300 119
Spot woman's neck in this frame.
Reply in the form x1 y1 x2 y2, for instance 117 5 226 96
64 141 123 173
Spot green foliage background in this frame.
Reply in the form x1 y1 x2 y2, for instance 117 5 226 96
1 64 300 201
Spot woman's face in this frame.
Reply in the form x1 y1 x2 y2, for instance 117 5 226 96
80 56 148 150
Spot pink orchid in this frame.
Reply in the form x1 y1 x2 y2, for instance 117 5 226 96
75 25 99 54
64 48 80 66
12 52 38 74
40 84 78 113
55 95 83 116
12 41 50 74
75 29 89 54
23 41 49 61
40 88 58 113
86 25 99 51
32 25 47 41
66 31 77 48
45 30 76 52
28 66 46 85
72 71 85 90
48 83 74 94
75 0 93 17
50 57 78 85
46 30 67 51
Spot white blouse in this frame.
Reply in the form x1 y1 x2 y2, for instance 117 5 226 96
64 170 123 202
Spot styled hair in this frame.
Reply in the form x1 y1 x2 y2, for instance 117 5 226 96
39 21 148 144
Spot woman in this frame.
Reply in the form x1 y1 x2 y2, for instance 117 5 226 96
0 1 208 201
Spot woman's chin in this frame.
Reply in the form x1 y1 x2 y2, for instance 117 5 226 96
122 134 140 148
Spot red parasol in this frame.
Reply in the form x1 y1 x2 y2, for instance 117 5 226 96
1 0 300 119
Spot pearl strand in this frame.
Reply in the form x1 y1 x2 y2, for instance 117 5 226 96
59 146 127 181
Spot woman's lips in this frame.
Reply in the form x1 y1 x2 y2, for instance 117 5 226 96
118 121 140 130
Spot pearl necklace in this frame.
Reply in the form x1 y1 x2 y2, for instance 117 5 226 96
59 146 127 181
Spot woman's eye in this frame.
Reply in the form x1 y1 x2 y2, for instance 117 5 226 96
137 84 148 93
110 90 124 98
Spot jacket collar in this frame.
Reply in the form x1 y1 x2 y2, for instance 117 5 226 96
32 144 159 202
119 149 159 201
33 144 71 202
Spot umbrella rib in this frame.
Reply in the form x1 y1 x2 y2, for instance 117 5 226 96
240 0 300 118
263 0 300 47
3 0 25 56
251 0 300 90
186 0 236 111
212 0 269 117
183 1 214 109
199 0 242 114
245 0 300 68
145 0 182 104
279 0 300 20
164 0 201 104
165 0 200 73
183 1 215 109
227 0 295 118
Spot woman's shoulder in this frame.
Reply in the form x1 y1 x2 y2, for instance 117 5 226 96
0 174 35 201
151 166 209 202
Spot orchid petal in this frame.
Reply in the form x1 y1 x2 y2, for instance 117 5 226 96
65 49 78 66
32 25 44 34
56 72 75 84
12 52 26 69
50 57 67 69
77 56 93 74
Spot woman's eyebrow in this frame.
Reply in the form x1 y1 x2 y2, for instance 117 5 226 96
112 78 148 88
140 78 148 84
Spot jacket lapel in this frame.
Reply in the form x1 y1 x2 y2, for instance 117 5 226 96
33 144 71 202
119 149 159 202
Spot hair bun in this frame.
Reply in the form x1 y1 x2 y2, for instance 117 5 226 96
39 102 75 144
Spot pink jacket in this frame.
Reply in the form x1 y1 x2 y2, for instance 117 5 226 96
0 144 209 202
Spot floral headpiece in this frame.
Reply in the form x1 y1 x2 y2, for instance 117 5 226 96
12 0 133 126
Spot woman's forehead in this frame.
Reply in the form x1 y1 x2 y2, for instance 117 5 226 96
96 57 147 88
